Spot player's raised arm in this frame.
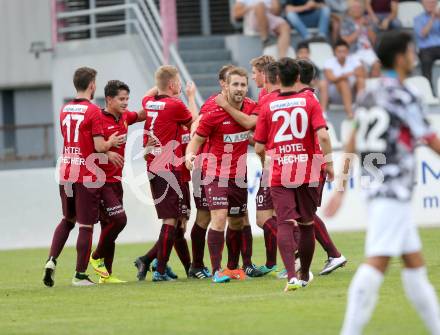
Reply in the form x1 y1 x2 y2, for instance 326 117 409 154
144 86 158 98
185 81 199 122
215 94 257 130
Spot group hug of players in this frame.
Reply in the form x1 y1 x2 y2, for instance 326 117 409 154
43 53 347 291
41 30 440 334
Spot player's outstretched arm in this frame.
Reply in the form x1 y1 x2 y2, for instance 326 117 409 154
323 128 356 218
255 142 266 167
215 94 257 130
185 134 206 171
426 135 440 155
136 107 147 122
93 132 126 152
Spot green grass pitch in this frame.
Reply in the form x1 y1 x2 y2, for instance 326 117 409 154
1 228 439 335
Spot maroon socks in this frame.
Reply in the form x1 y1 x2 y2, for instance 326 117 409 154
314 214 341 258
298 224 315 281
49 218 75 259
262 217 277 268
174 224 191 274
207 229 224 273
277 220 297 280
241 225 253 267
76 226 93 273
226 227 242 269
190 222 207 268
156 224 176 274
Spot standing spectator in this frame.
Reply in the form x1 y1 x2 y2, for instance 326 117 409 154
284 0 331 40
414 0 440 88
324 40 365 118
365 0 401 32
340 0 381 77
233 0 291 58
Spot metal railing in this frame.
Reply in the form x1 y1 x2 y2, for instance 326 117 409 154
0 123 54 162
56 0 204 106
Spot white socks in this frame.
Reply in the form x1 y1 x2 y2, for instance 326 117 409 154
341 264 384 335
341 264 440 335
402 267 440 335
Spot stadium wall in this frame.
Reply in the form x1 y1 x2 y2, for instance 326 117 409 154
2 118 440 250
0 0 52 88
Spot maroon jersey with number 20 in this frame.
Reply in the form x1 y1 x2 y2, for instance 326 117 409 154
254 91 327 187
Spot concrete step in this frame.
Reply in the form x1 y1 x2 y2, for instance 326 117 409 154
192 73 219 87
180 49 231 62
178 36 225 50
186 61 228 75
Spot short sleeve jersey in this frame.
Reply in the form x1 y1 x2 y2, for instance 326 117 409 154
258 88 268 102
254 91 327 186
59 99 104 183
252 89 281 117
196 97 257 179
197 94 219 155
142 95 192 173
99 109 138 182
354 75 436 201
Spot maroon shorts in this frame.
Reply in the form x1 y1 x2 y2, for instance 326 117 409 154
99 182 126 223
59 182 101 225
270 183 323 223
256 185 274 211
181 181 191 220
204 178 247 217
192 168 209 211
149 171 188 220
193 182 209 211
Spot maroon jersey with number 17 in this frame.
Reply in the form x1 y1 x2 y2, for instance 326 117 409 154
59 98 104 183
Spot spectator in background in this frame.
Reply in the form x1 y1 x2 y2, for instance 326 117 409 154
296 41 329 113
414 0 440 88
365 0 401 32
340 0 381 77
284 0 331 40
233 0 291 58
324 40 365 119
325 0 348 43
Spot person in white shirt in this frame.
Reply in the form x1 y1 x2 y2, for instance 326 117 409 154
233 0 291 58
324 39 365 118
